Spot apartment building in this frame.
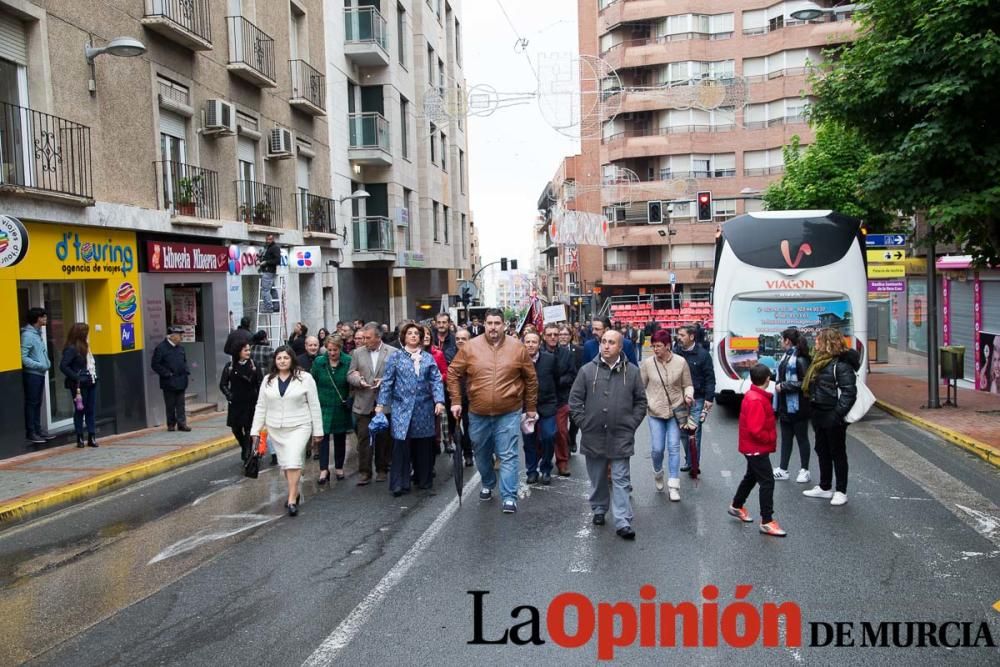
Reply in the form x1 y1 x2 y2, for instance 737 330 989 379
329 0 472 325
494 270 532 312
0 0 333 458
584 0 856 304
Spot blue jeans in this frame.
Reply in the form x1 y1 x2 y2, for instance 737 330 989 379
23 373 45 437
469 410 521 502
522 415 556 475
70 385 98 436
260 271 278 313
684 398 705 467
648 415 681 478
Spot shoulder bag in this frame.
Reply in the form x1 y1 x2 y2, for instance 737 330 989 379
653 357 689 425
841 362 876 424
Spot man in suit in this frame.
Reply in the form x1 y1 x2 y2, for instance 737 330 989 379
468 316 484 338
151 326 191 431
348 322 396 485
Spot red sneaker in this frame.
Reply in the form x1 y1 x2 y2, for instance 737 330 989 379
759 520 787 537
727 506 753 523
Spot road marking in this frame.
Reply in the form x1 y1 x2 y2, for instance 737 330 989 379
568 512 596 574
720 470 731 478
993 600 1000 613
301 472 481 667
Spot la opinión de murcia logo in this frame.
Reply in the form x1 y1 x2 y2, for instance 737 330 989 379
468 587 996 660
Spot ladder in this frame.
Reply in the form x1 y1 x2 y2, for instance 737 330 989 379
254 273 286 349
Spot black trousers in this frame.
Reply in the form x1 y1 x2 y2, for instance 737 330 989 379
319 432 347 471
163 389 187 427
232 424 251 460
732 454 775 524
814 420 849 493
779 418 811 471
391 436 434 493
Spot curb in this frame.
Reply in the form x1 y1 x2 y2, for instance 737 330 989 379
875 399 1000 469
0 434 236 525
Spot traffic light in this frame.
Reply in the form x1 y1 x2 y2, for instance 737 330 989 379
647 200 662 224
511 259 518 270
696 191 713 222
460 283 473 304
500 257 508 271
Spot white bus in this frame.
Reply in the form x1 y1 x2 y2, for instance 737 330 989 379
711 210 868 405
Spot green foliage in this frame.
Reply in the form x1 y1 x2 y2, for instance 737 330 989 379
763 123 894 231
809 0 1000 264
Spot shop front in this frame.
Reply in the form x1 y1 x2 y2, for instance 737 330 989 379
0 218 144 459
139 239 230 427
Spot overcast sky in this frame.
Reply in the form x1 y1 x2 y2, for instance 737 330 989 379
463 0 580 276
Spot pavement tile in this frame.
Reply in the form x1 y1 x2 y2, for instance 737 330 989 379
112 430 224 446
15 446 180 470
0 470 91 498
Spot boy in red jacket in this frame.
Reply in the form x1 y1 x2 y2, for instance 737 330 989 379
728 364 786 537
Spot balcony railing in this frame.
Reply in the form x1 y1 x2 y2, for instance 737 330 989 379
0 101 92 200
155 161 219 219
143 0 212 47
348 112 391 152
298 192 336 234
289 59 326 113
352 216 394 253
226 16 276 84
743 166 786 177
345 6 388 50
235 180 283 226
658 169 736 180
605 260 710 272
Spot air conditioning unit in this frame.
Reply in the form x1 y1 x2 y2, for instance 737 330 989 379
204 100 235 135
268 127 293 159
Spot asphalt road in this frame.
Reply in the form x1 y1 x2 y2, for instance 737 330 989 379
2 408 999 666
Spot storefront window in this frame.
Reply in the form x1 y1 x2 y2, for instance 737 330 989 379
907 281 928 353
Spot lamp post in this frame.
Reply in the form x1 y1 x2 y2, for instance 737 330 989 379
788 2 862 21
338 189 370 239
85 36 146 94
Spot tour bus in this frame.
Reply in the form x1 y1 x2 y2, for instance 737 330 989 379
711 210 868 405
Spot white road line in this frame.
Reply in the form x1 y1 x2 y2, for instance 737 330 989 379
301 471 481 667
568 511 596 574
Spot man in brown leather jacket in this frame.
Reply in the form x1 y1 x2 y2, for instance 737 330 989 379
448 308 538 513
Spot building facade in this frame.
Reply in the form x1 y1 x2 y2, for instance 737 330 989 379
584 0 856 305
0 0 332 457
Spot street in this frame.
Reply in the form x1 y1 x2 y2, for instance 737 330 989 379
2 407 999 666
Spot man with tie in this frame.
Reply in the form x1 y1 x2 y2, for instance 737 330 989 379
348 322 397 485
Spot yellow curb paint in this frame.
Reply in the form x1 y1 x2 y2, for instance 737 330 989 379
875 400 1000 470
994 600 1000 614
0 435 236 524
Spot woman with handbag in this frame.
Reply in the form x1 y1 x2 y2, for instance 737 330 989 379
251 346 324 516
801 328 860 506
772 328 812 484
220 342 262 462
376 322 445 496
312 335 354 483
59 323 99 448
639 330 693 501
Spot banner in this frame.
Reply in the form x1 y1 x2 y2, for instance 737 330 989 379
147 241 228 273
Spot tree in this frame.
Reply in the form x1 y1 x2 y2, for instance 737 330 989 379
809 0 1000 264
763 122 894 231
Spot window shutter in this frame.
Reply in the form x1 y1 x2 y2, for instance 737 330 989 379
0 12 28 66
158 109 186 139
238 135 256 164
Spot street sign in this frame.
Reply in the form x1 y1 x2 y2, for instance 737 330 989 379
866 233 907 247
868 279 905 293
867 264 906 278
867 249 906 263
669 272 677 284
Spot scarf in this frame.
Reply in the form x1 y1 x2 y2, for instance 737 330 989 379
775 350 800 414
801 351 834 395
404 347 422 376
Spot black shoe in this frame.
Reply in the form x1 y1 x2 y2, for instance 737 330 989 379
526 472 539 485
569 443 578 453
76 434 85 448
87 434 98 448
167 425 176 432
318 472 330 486
479 488 493 501
680 464 691 472
287 503 298 516
541 472 552 485
39 431 57 441
27 433 46 444
392 490 404 497
464 455 473 467
271 454 278 466
177 424 192 432
593 513 605 526
617 526 636 540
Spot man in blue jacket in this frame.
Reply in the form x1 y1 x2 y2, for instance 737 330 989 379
151 326 191 431
674 325 716 473
583 318 637 365
21 308 54 445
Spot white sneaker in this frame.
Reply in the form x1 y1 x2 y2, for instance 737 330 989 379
667 477 680 502
831 492 848 506
654 470 664 492
796 469 811 484
772 468 789 481
803 485 834 499
668 488 680 502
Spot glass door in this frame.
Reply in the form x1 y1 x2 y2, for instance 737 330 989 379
160 131 186 212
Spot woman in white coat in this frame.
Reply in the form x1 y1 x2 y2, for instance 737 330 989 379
251 346 323 516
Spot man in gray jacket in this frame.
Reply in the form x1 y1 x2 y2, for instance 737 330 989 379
569 329 647 540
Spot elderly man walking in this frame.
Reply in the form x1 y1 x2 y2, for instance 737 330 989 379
570 329 647 540
348 322 396 485
448 308 538 514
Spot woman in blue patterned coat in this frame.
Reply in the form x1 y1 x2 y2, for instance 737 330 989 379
375 322 445 496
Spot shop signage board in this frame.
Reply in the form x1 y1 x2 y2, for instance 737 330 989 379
867 249 906 263
867 264 905 279
868 280 905 293
866 234 907 247
0 215 29 268
290 246 322 273
146 241 228 273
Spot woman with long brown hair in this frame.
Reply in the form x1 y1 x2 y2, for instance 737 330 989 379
59 323 98 447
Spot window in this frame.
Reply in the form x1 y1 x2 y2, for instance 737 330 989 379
461 213 467 258
429 122 437 163
459 149 465 193
438 57 445 97
397 3 406 66
432 201 440 242
456 83 463 129
455 19 462 66
440 132 447 171
713 199 736 219
427 44 435 85
289 3 308 62
403 187 413 250
400 96 410 159
443 205 450 243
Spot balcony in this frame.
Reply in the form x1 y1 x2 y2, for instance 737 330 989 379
289 60 326 116
0 102 93 204
155 161 220 222
344 7 389 67
235 180 283 229
297 192 338 236
602 265 711 287
348 112 392 166
226 16 276 88
352 216 396 262
142 0 212 51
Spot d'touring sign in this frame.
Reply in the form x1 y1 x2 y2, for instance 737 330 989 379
0 215 29 268
146 241 229 273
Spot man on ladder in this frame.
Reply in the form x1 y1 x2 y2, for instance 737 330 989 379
259 234 281 314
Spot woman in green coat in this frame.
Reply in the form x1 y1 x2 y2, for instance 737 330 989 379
312 335 354 483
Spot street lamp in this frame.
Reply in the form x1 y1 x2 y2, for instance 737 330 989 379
789 2 861 21
338 189 370 238
85 36 146 94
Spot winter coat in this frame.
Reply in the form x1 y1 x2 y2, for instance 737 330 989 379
808 349 861 428
312 352 354 434
296 352 318 372
738 385 777 455
639 353 693 419
220 359 262 428
151 339 189 391
20 325 49 376
569 354 647 459
434 331 458 364
447 335 537 416
543 343 576 405
429 346 448 382
60 346 96 391
377 349 445 441
259 242 281 273
532 350 561 418
583 336 638 365
288 334 307 357
673 343 716 402
775 350 811 421
251 371 323 435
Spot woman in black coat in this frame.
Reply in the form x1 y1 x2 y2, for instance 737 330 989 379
288 322 308 356
772 328 812 483
59 323 99 448
220 342 263 461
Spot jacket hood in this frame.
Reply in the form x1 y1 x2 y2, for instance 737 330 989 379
839 348 862 371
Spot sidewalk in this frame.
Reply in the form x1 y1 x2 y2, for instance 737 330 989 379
0 413 235 525
868 348 1000 468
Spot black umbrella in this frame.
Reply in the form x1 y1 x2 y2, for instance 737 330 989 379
451 419 465 504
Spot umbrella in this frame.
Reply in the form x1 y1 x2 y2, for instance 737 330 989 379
687 431 700 480
369 412 389 451
451 420 465 505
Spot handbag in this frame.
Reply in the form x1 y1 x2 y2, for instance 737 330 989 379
243 452 260 478
653 357 690 425
845 377 876 424
74 388 85 412
326 361 349 409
